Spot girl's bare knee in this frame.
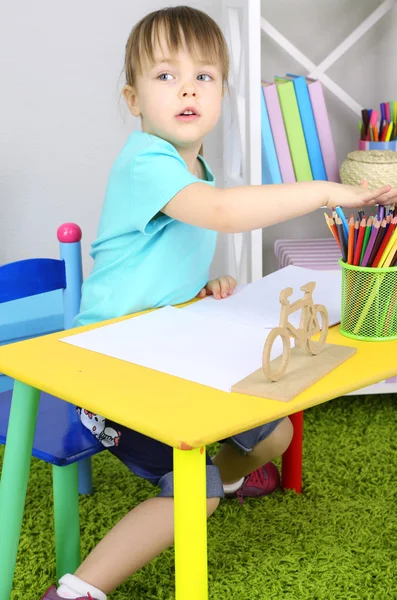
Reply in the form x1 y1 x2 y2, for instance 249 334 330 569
275 416 294 453
282 415 294 439
206 496 221 516
252 416 294 458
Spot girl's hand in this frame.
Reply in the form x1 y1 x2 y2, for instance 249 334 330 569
196 275 237 300
325 179 397 209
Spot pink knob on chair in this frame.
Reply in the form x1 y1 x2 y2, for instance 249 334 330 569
57 223 82 243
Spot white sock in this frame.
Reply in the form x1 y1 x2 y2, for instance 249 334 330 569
57 574 107 600
210 456 245 494
223 477 245 494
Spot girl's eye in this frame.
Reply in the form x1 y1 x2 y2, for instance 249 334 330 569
157 72 213 82
158 72 174 81
197 74 212 82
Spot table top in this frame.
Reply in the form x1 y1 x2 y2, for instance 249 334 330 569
0 305 396 449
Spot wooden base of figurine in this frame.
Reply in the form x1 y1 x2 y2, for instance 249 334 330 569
231 343 357 402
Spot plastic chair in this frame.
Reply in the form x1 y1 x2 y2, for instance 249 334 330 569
0 284 64 393
0 223 104 580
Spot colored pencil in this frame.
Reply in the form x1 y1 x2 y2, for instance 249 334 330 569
335 206 349 239
376 224 397 267
385 122 393 142
361 220 381 267
379 226 397 267
353 218 366 266
368 219 387 266
382 235 397 267
359 216 373 264
329 217 340 248
347 216 355 264
371 217 397 267
324 214 341 249
327 206 397 271
354 219 359 249
324 212 332 238
335 216 347 262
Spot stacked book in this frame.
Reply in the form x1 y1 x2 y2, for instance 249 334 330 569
261 74 340 184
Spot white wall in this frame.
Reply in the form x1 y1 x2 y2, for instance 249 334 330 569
260 0 397 274
0 0 225 277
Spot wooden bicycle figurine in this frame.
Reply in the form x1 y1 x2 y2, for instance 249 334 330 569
262 281 329 382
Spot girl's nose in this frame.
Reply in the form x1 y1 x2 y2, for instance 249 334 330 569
181 81 197 97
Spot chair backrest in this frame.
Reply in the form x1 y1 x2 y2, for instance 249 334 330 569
0 223 83 330
0 225 102 473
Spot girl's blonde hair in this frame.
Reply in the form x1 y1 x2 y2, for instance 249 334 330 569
124 5 230 96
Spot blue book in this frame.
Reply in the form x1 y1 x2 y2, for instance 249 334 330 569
260 85 282 184
285 74 327 180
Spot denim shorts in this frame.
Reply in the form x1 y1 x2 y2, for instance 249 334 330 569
102 417 284 499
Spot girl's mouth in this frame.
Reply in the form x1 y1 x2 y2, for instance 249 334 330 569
176 114 200 122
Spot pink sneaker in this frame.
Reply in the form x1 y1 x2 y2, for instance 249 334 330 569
227 462 280 504
41 586 98 600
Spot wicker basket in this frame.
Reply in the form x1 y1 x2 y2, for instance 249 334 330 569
340 150 397 189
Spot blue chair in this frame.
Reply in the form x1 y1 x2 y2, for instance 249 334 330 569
0 286 64 393
0 223 104 580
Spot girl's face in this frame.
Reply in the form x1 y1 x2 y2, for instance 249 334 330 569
124 38 224 151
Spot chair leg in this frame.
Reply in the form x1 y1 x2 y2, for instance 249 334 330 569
0 381 40 600
78 457 93 495
281 410 304 493
53 463 81 580
174 446 208 600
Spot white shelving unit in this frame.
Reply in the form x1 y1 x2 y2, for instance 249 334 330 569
221 0 397 393
221 0 262 285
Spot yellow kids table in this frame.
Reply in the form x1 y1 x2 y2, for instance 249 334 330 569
0 309 397 600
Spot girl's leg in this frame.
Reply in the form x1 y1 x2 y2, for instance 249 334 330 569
74 495 220 595
56 422 222 596
212 417 293 485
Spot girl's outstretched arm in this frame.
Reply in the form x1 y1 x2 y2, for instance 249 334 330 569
161 180 397 233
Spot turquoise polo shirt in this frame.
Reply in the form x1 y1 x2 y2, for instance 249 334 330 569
75 131 217 326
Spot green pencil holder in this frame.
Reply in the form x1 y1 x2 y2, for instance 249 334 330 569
340 259 397 341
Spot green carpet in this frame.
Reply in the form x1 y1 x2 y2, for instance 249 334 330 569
3 393 397 599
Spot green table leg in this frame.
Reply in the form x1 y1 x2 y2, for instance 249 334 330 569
0 381 40 600
173 446 208 600
53 463 81 580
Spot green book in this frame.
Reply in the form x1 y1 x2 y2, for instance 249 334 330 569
275 78 313 181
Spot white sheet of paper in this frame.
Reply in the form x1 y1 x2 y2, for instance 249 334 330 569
61 306 282 393
184 266 341 328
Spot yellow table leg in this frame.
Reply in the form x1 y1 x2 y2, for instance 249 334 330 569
174 446 208 600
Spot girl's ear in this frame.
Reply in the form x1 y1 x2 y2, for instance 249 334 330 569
122 85 141 117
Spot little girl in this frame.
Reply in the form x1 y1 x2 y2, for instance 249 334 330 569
41 6 397 599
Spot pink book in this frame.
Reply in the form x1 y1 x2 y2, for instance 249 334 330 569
262 82 296 183
307 79 340 182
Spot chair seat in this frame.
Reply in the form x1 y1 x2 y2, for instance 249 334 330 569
0 390 103 466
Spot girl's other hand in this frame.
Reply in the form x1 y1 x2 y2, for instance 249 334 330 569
196 275 237 299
